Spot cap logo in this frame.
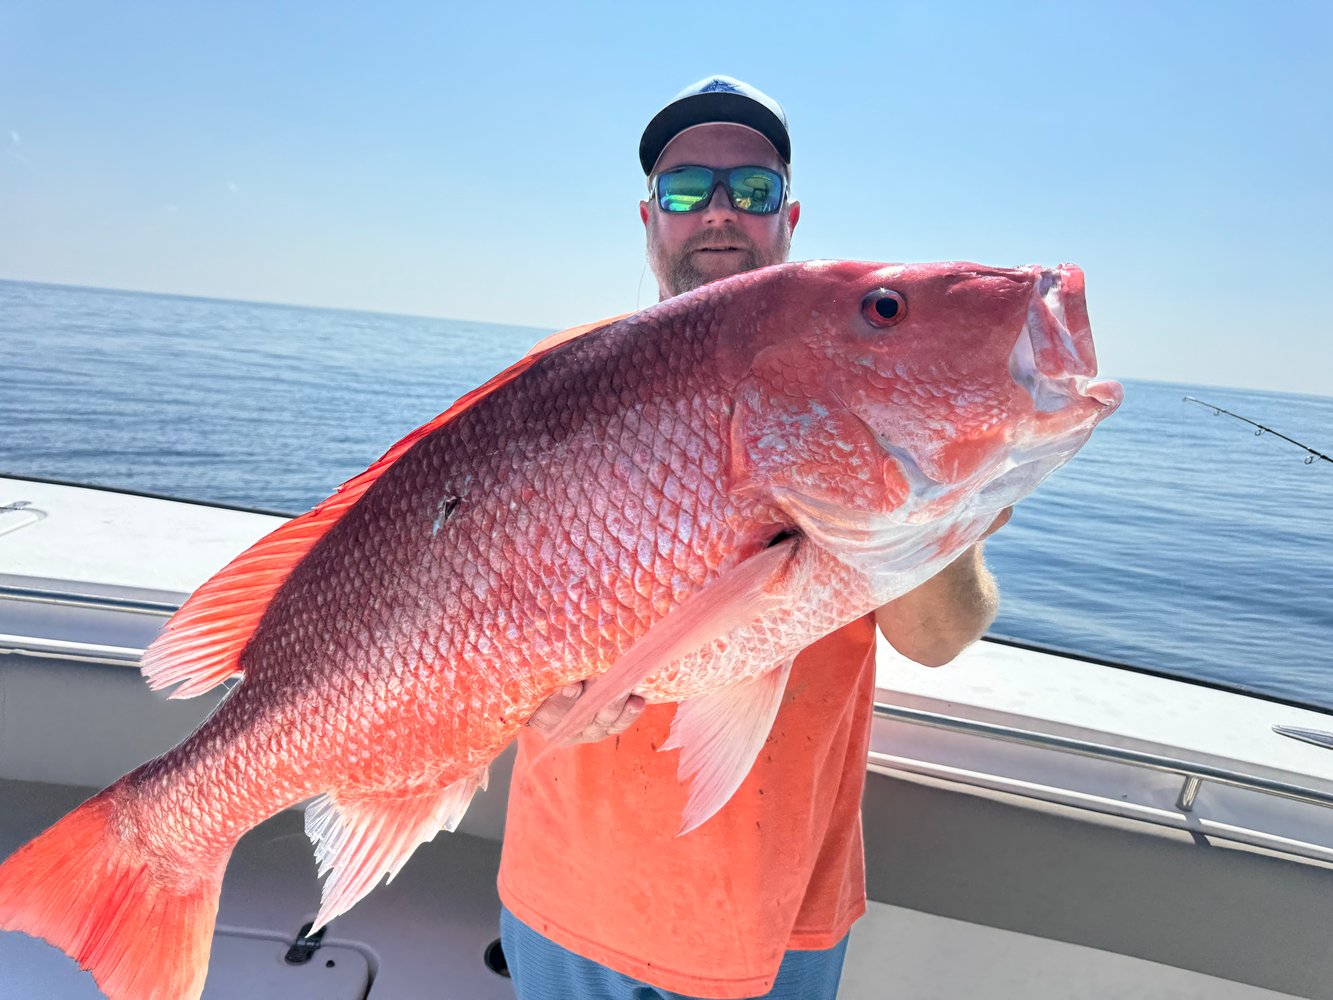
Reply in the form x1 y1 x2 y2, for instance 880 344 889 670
700 78 738 94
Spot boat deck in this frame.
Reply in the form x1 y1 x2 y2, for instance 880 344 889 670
0 775 1310 999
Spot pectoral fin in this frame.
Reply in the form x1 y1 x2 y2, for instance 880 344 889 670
533 537 797 758
662 657 795 835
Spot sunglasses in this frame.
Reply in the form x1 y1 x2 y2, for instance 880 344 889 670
651 165 787 215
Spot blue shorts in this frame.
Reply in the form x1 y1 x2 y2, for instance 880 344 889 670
499 906 849 1000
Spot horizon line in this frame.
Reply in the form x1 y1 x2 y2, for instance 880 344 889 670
0 275 556 334
2 276 1327 403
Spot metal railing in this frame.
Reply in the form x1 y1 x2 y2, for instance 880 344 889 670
0 583 175 666
0 583 179 617
871 701 1333 813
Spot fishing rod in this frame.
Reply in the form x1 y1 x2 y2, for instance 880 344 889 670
1183 396 1332 465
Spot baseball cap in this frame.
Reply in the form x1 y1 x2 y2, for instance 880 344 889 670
639 75 791 175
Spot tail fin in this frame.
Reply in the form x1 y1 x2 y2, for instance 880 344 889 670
0 789 223 1000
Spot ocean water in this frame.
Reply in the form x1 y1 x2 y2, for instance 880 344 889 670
2 279 1330 709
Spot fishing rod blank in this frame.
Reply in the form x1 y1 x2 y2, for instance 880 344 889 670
1183 396 1331 465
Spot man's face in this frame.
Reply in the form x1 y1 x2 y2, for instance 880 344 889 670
640 123 801 300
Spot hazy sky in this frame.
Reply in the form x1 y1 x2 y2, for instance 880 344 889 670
2 1 1329 396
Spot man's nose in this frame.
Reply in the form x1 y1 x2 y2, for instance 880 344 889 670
698 182 738 222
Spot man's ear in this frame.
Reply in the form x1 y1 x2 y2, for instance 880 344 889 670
787 200 801 233
640 201 650 228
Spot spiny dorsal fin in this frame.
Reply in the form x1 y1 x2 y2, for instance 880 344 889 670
140 314 627 698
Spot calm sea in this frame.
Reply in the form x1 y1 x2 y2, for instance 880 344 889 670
2 279 1330 709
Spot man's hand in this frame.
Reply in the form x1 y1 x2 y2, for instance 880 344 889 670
527 682 646 744
875 506 1013 667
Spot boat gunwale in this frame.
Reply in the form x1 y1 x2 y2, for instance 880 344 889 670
3 473 1330 718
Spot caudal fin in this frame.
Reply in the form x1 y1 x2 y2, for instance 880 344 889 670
0 788 223 1000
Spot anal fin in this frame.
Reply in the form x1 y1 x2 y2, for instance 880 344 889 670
662 657 795 835
304 765 488 931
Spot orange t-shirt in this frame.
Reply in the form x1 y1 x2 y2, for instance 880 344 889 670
498 614 877 998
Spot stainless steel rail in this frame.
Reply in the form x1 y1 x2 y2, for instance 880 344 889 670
872 702 1333 813
0 584 178 617
0 634 145 666
0 585 174 667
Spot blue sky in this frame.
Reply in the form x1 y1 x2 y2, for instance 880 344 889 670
2 1 1330 396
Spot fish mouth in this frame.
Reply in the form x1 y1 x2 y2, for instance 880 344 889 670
1011 264 1123 419
935 265 1123 515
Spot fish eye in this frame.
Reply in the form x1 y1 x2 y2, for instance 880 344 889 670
861 289 907 328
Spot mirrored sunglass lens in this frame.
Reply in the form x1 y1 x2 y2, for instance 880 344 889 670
729 168 783 213
658 167 714 212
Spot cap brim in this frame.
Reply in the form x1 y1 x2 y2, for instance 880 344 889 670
639 92 791 174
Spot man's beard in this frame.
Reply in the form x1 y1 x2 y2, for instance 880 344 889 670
652 224 790 298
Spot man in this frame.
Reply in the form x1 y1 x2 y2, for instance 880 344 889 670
497 76 1007 999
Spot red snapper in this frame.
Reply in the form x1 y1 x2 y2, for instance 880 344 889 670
0 260 1120 999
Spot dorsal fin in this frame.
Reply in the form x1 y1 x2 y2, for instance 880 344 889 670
140 313 628 699
521 312 631 357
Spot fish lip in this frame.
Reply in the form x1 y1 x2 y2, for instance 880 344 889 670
1028 264 1097 380
1085 378 1124 409
1010 266 1124 415
1000 271 1122 481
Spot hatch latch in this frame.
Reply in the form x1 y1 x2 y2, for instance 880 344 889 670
284 921 327 964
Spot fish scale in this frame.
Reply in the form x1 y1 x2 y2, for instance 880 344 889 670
0 260 1121 1000
168 308 754 809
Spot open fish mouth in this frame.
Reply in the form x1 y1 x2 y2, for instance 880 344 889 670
948 263 1124 514
1011 264 1123 418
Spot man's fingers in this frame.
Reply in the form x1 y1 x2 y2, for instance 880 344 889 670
526 684 646 743
600 694 646 737
592 694 632 730
527 682 584 737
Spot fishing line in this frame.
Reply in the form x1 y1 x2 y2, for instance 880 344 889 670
635 255 649 310
1182 396 1331 465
